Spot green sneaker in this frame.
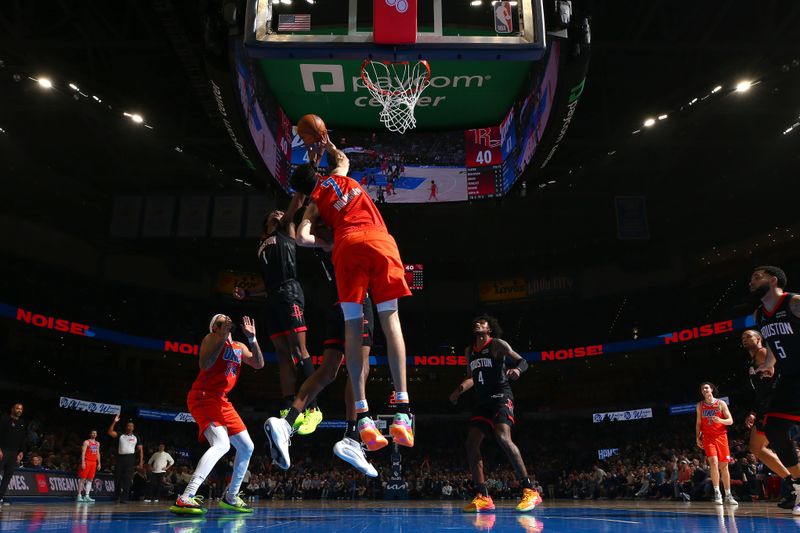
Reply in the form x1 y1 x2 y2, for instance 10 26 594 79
169 495 207 515
76 495 86 503
279 409 305 431
297 407 323 436
219 493 254 514
84 495 96 503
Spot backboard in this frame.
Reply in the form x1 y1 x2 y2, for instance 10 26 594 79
245 0 546 61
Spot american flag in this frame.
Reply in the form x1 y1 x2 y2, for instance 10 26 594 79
278 14 311 32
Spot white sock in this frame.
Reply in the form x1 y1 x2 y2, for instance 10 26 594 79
84 479 92 496
183 425 230 498
227 431 254 499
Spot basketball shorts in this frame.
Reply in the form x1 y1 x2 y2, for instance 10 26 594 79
78 460 98 480
265 280 307 339
702 432 732 463
187 391 246 442
332 229 411 305
323 294 374 354
763 376 800 424
470 394 515 433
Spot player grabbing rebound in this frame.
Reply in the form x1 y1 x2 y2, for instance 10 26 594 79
695 382 737 505
235 199 323 435
449 315 541 513
741 329 793 507
289 133 414 452
750 265 800 514
76 430 100 502
170 314 264 515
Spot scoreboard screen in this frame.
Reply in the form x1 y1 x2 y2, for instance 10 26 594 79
404 264 424 291
465 127 505 200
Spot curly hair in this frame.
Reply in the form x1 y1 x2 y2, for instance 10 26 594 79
471 314 503 339
698 381 719 397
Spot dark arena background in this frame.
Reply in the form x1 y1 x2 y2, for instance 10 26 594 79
2 1 800 531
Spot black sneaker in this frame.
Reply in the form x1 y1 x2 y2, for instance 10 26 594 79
778 477 795 509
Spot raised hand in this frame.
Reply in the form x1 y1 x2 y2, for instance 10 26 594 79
242 316 256 339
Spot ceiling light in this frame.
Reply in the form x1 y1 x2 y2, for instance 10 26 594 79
470 0 482 6
68 83 79 91
92 95 102 103
643 118 656 127
37 78 53 89
689 97 698 105
712 85 722 93
735 80 752 92
131 114 144 124
657 114 667 120
548 180 556 184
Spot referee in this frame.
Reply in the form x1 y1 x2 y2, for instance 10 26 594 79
107 414 143 503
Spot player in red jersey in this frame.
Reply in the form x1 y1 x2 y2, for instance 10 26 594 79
428 180 438 201
170 314 264 515
695 382 737 505
76 429 100 502
290 135 413 452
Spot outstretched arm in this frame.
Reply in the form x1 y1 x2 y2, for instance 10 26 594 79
107 414 120 439
324 139 350 177
240 316 265 369
296 203 332 250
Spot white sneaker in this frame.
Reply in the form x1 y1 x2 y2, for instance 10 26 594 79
712 491 723 505
724 494 738 506
333 437 378 477
143 499 152 503
264 417 292 470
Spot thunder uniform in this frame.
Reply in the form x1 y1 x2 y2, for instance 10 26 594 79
467 338 515 432
187 339 247 442
699 400 731 463
310 174 410 305
756 292 800 420
78 439 100 479
257 229 307 339
316 249 374 354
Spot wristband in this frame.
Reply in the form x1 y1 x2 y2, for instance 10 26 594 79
246 336 257 345
512 359 529 373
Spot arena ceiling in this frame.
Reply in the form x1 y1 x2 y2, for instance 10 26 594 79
1 0 799 271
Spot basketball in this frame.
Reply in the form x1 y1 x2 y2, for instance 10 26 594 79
296 114 327 145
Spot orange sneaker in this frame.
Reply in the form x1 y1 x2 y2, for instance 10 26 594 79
516 488 542 512
463 494 496 513
357 416 388 451
472 514 497 530
389 413 414 447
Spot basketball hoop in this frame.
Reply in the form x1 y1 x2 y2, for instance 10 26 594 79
360 59 431 134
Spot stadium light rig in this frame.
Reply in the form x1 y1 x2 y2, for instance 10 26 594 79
735 80 752 93
36 77 53 89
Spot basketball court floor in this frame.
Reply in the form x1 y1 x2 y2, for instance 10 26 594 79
0 500 797 532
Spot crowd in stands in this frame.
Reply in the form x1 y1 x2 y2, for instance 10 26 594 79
3 398 796 505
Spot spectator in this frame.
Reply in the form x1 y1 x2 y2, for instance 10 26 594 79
0 403 26 506
145 443 174 503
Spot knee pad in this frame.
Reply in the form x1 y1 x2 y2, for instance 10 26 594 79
340 302 364 321
376 299 398 313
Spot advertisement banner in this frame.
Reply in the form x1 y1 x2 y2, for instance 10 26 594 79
598 448 619 460
59 397 120 416
592 408 653 423
478 277 529 303
3 470 115 499
138 408 195 423
258 59 530 130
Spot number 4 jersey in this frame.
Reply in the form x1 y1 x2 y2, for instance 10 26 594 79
468 338 513 400
756 292 800 378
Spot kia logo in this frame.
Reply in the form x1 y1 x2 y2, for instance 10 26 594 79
386 0 409 14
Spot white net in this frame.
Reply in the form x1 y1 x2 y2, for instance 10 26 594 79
360 60 431 134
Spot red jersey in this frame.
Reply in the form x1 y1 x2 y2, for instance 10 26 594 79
311 174 387 238
84 440 99 462
190 339 244 398
700 400 727 437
